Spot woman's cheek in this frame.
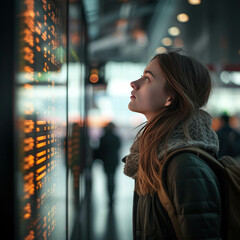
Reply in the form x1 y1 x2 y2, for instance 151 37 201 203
150 90 165 110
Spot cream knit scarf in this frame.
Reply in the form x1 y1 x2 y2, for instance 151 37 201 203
123 109 219 179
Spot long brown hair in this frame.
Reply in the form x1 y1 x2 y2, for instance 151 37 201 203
136 51 212 195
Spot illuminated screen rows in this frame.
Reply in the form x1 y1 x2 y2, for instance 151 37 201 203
15 0 69 239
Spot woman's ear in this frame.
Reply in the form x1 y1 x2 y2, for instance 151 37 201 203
165 97 172 106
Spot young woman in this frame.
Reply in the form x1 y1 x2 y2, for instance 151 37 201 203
123 51 221 240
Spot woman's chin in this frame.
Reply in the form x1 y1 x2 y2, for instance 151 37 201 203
128 105 137 112
128 102 136 112
128 106 134 112
128 103 140 113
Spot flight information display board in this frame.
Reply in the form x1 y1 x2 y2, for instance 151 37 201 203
15 0 68 239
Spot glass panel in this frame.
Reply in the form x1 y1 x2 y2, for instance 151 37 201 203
14 0 68 239
67 1 86 237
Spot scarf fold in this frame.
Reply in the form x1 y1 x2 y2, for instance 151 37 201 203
123 109 219 179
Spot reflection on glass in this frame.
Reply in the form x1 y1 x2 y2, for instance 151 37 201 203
67 1 86 237
15 0 67 239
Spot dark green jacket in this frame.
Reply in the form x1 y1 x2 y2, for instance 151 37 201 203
133 152 221 240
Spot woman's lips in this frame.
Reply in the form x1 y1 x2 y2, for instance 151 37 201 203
131 91 136 99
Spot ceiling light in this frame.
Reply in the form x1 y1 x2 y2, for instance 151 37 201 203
221 71 240 85
162 38 172 46
132 29 147 40
188 0 201 5
168 27 180 36
231 72 240 85
177 13 189 23
155 47 167 54
116 19 128 28
132 29 148 46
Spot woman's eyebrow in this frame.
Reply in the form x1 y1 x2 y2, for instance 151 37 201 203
144 70 156 78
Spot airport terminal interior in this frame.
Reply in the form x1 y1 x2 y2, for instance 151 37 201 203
1 0 240 239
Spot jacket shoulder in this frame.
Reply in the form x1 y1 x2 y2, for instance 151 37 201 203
165 152 221 240
166 152 216 182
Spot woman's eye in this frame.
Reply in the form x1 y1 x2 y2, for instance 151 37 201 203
144 76 149 82
141 75 149 82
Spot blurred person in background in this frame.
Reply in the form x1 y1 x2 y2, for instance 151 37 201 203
96 122 121 207
123 51 221 240
216 113 240 158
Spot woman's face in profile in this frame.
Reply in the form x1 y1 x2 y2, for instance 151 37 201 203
128 58 171 121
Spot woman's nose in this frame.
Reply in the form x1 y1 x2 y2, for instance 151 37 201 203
130 80 139 89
